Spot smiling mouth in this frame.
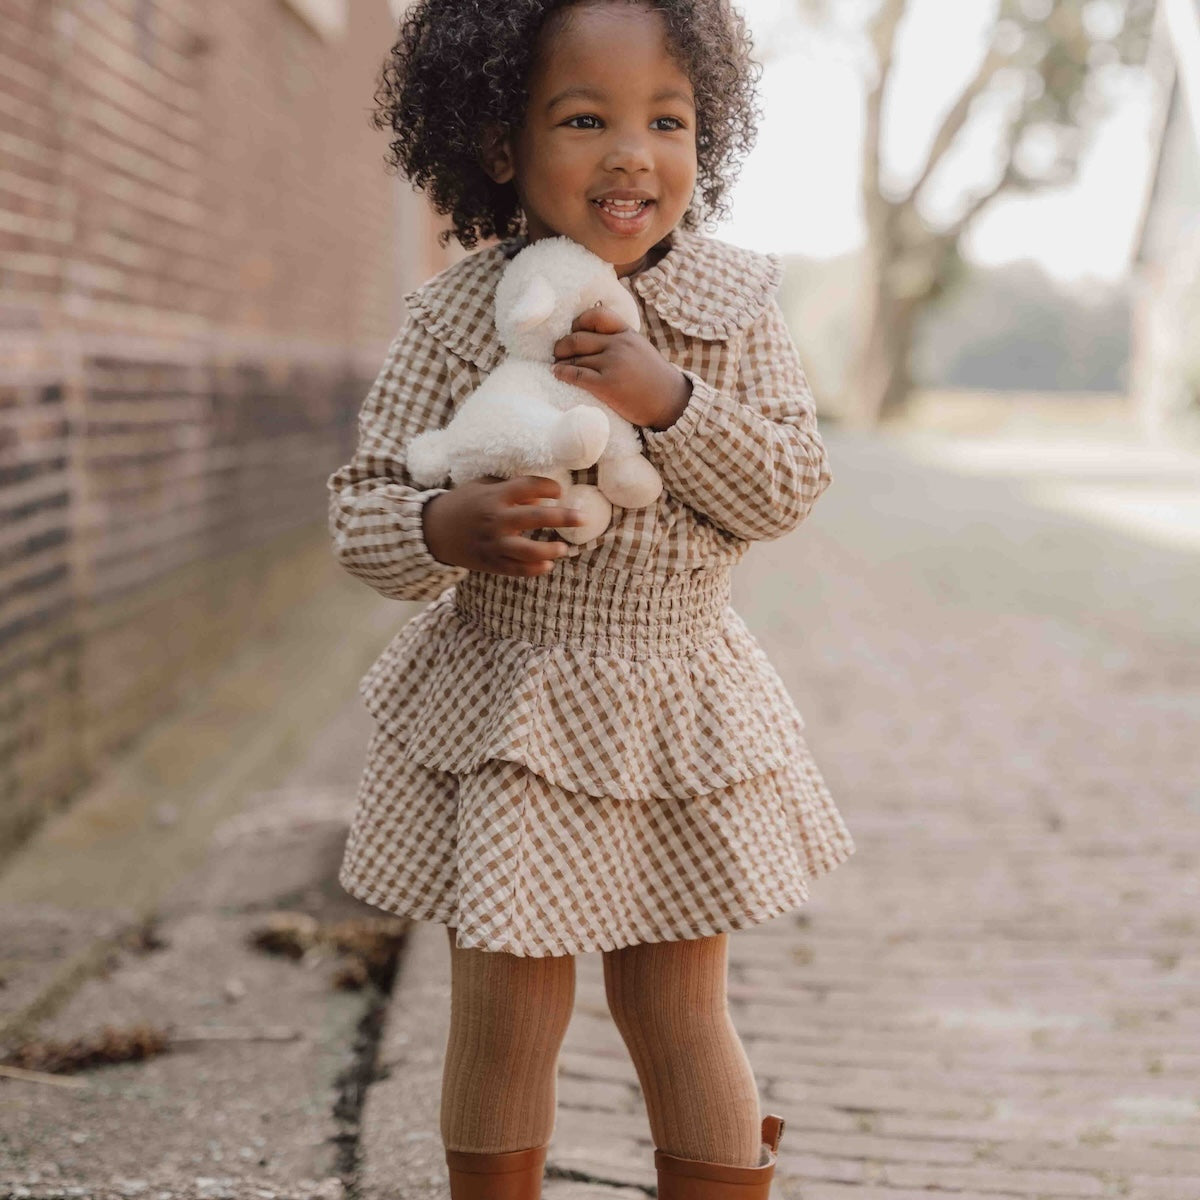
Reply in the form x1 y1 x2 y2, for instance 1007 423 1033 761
592 198 654 219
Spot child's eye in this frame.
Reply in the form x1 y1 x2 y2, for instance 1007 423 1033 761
562 115 687 132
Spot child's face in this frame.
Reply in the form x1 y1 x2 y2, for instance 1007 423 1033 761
482 2 698 277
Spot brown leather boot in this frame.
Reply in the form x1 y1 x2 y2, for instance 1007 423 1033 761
654 1114 785 1199
445 1141 548 1199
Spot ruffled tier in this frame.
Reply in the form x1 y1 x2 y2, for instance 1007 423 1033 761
339 725 856 958
358 563 810 802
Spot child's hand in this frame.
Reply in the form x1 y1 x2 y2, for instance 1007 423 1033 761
422 475 585 577
551 306 692 431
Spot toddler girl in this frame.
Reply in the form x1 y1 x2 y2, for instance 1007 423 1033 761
327 1 856 1195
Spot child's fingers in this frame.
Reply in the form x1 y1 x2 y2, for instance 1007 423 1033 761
505 502 584 534
553 331 609 360
496 533 576 563
503 474 567 505
551 360 603 387
571 305 627 335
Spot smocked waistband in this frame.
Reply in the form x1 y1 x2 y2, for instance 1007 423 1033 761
453 564 732 659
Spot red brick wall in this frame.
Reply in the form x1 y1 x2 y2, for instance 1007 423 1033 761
0 0 451 853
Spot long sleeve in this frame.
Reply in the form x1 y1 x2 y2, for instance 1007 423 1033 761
639 297 833 542
326 314 470 602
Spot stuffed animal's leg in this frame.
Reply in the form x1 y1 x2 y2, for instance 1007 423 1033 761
555 483 613 546
521 465 610 546
549 405 609 470
596 420 664 509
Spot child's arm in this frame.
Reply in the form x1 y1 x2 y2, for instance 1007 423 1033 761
639 298 833 542
326 317 471 602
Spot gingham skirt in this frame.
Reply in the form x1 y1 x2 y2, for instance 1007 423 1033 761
338 562 856 957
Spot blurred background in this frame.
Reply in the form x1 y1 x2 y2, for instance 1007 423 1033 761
1 3 1199 1193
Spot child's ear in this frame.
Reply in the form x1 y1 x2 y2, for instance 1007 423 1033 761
479 122 516 185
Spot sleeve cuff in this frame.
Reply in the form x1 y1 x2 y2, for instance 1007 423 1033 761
640 371 738 456
398 486 471 586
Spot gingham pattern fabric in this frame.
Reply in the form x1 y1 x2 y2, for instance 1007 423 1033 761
327 227 855 956
339 726 855 958
358 567 813 800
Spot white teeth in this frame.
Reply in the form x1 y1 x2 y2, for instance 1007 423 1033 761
594 199 649 218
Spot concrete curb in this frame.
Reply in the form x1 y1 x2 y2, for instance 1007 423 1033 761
0 554 420 1197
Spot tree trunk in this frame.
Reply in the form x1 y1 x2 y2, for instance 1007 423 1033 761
842 276 921 430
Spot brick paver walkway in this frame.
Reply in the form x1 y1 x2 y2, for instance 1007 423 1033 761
545 431 1200 1198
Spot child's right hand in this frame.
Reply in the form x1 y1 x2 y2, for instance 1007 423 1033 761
422 475 585 577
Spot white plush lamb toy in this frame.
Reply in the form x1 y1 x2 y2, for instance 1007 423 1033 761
404 235 664 545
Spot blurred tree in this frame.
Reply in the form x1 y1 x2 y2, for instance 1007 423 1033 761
788 0 1156 427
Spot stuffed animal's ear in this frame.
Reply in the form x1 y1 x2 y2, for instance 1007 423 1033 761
510 275 557 332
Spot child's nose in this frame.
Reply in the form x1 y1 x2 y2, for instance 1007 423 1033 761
602 135 653 174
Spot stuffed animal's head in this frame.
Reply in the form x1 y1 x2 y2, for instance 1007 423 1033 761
494 236 641 361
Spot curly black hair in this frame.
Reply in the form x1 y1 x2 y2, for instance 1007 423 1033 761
372 0 763 250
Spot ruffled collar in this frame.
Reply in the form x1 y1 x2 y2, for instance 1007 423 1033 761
402 226 784 373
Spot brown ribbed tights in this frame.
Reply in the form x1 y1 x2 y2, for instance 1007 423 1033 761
440 926 762 1166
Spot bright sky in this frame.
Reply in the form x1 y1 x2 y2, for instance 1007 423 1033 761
712 0 1160 287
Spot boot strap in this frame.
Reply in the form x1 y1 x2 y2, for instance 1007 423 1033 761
762 1113 785 1154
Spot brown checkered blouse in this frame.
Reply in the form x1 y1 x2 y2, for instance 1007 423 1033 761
326 226 836 803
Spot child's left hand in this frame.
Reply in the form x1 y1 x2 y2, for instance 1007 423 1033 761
551 305 692 432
